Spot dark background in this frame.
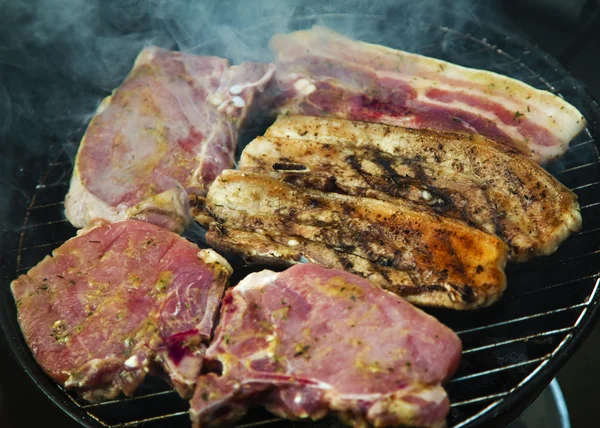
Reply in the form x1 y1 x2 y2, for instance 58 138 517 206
1 1 599 427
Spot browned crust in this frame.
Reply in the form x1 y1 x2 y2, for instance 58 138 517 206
240 115 581 261
200 170 508 310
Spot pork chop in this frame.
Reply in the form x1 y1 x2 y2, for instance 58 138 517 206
269 26 586 163
65 47 274 232
190 264 462 428
10 220 232 401
199 170 509 310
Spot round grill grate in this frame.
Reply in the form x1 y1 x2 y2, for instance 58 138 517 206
2 15 600 428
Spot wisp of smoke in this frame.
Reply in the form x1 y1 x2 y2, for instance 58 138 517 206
0 0 515 233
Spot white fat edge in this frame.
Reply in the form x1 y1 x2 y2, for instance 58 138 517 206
231 96 246 108
402 93 567 160
366 43 585 131
329 384 446 403
293 78 317 96
227 63 276 96
131 46 157 69
64 358 105 388
198 249 233 275
411 385 447 404
127 185 191 228
207 93 225 110
95 94 113 115
93 48 152 117
396 72 581 145
228 84 244 95
124 355 140 369
64 170 125 230
438 61 585 125
160 352 198 386
234 270 279 293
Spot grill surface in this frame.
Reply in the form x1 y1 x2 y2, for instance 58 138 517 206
2 14 600 428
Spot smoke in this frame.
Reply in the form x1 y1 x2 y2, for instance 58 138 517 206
0 0 513 145
0 0 515 237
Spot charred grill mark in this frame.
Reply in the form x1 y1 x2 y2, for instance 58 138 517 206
344 149 468 222
211 223 228 238
206 219 489 308
203 207 227 225
202 172 509 308
212 227 422 293
376 256 395 267
323 176 346 194
426 189 457 214
336 253 355 270
273 162 309 171
408 159 432 186
481 189 506 240
306 197 324 209
372 154 406 188
220 195 415 280
395 284 447 296
188 193 205 210
450 284 477 304
345 154 362 171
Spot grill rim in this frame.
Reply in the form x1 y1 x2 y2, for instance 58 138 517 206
0 152 104 428
2 13 600 428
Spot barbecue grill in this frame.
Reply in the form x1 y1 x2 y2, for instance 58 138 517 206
1 12 600 428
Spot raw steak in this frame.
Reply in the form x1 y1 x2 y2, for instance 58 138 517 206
190 264 462 428
270 26 586 163
65 47 274 232
10 220 232 401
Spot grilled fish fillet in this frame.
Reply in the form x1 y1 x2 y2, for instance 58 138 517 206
239 115 582 261
200 170 509 310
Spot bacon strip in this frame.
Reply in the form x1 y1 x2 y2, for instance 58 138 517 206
270 26 586 163
240 115 582 261
200 170 508 310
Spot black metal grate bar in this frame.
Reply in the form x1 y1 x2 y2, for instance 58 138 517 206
110 411 190 428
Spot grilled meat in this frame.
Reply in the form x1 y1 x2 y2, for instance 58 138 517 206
11 220 232 401
200 170 508 310
240 115 582 261
190 264 462 428
269 26 586 163
65 47 274 232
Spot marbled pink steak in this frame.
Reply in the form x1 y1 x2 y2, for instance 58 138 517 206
11 220 232 401
190 264 462 428
65 47 274 232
